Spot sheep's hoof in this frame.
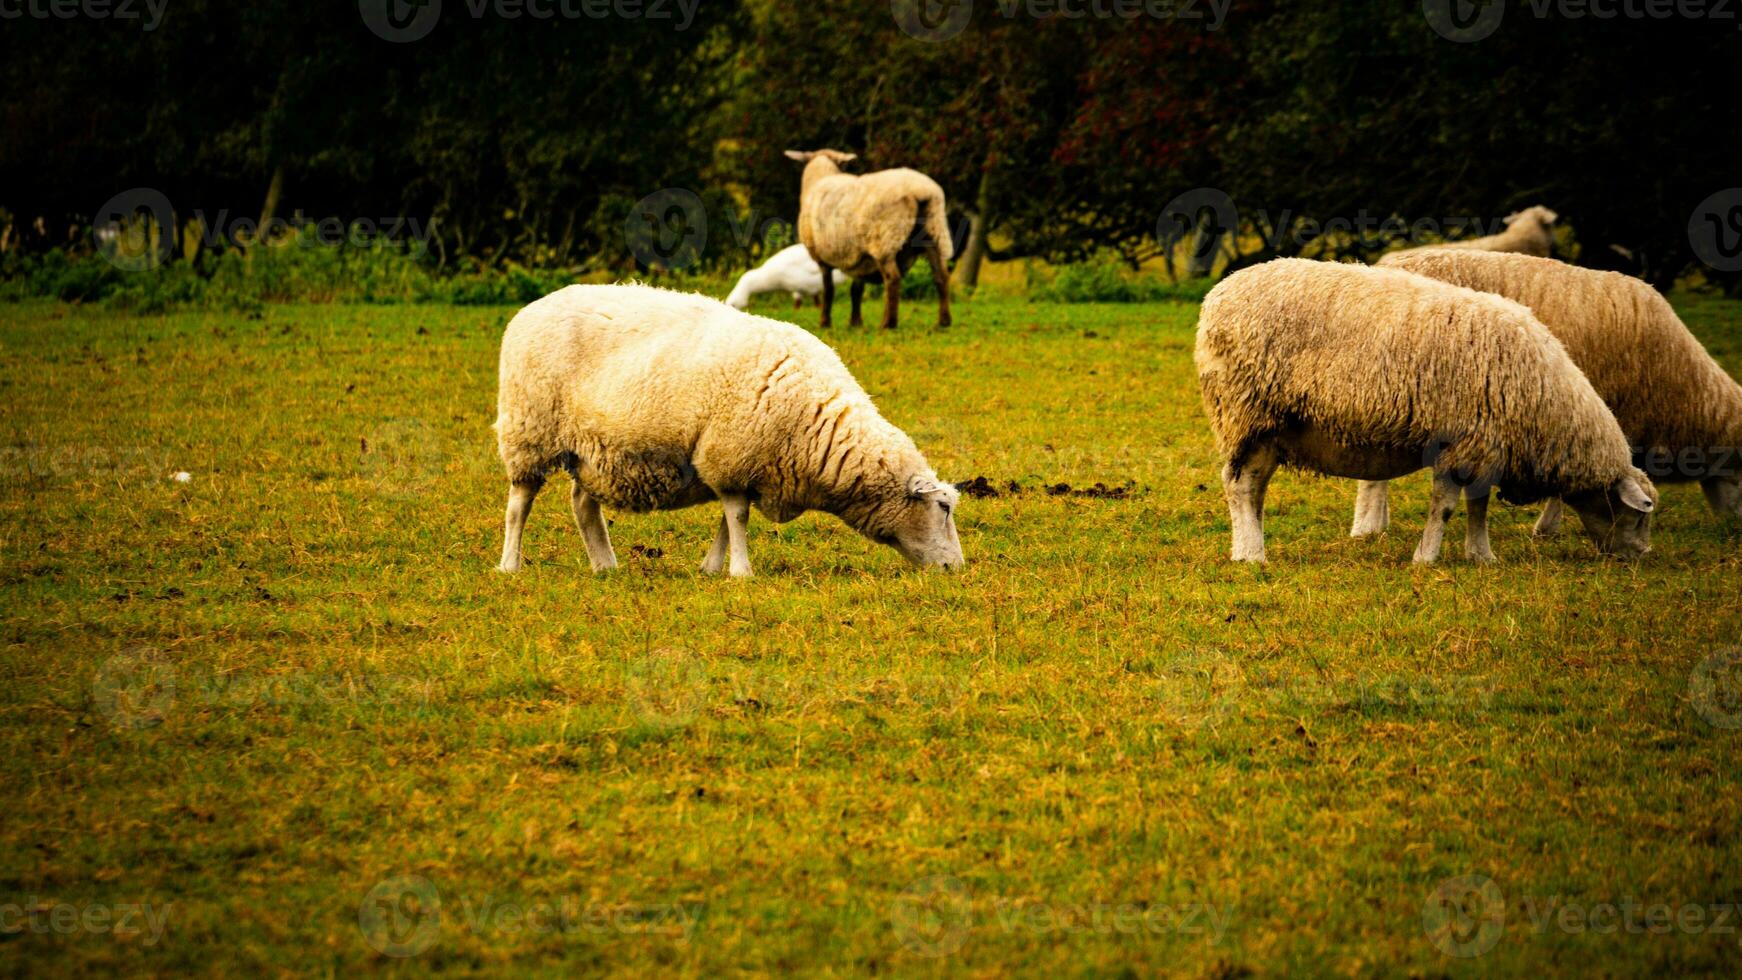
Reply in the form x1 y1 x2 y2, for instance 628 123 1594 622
496 562 521 574
1466 549 1498 564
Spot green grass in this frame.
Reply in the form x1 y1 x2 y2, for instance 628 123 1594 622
2 287 1741 976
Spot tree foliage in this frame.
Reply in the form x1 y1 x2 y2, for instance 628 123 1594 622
3 0 1738 286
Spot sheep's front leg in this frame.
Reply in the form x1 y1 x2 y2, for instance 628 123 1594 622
1533 498 1564 536
1413 473 1462 564
925 242 951 329
849 279 866 328
569 484 618 572
877 258 902 330
1222 446 1278 563
818 261 836 329
701 515 729 575
498 477 544 573
1350 480 1391 537
719 495 754 577
1464 488 1497 563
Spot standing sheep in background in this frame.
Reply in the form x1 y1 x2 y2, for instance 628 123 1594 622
1390 205 1559 258
725 244 850 311
785 149 952 331
494 284 964 577
1351 248 1742 536
1195 259 1657 564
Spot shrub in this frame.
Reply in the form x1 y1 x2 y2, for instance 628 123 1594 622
1029 254 1212 304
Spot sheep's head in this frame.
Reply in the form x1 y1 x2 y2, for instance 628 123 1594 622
1504 205 1558 234
1563 468 1657 557
880 474 964 570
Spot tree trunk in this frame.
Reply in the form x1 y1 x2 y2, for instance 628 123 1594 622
1186 213 1222 278
257 163 285 241
956 166 995 293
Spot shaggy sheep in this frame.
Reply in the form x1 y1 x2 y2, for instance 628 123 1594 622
1391 205 1558 258
493 284 964 577
1195 258 1657 564
785 149 952 331
725 244 850 311
1353 248 1742 536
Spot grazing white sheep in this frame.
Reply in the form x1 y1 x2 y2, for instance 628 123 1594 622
725 244 850 311
1352 248 1742 537
785 149 952 331
1391 205 1559 258
493 284 964 577
1195 259 1657 564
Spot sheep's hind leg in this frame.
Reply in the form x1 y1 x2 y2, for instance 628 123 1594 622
1413 472 1462 564
721 494 754 578
569 483 617 572
1350 480 1391 537
1533 498 1565 536
701 515 729 575
1464 487 1497 563
849 279 866 328
925 242 951 328
1223 445 1279 563
498 476 544 573
877 258 902 330
818 261 836 329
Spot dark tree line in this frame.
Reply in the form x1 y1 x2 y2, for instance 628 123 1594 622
3 0 1738 288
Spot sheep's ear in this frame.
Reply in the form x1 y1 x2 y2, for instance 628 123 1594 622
783 150 813 163
835 152 858 164
907 474 944 498
1616 475 1655 513
1540 207 1559 226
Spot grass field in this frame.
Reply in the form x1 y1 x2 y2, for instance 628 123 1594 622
3 287 1741 976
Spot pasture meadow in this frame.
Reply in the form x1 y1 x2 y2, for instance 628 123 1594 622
2 288 1740 975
